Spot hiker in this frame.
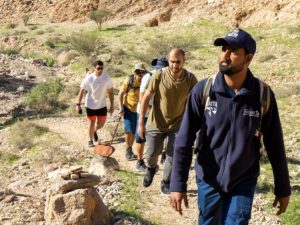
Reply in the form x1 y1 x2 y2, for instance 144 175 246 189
118 63 147 160
138 48 198 194
135 57 169 173
170 29 291 224
76 60 114 148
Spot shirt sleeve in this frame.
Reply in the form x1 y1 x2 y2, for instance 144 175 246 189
146 70 161 94
80 74 90 90
121 77 130 92
170 81 204 192
262 89 291 197
107 75 114 89
140 73 151 93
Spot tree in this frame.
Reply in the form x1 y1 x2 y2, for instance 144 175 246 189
88 9 112 30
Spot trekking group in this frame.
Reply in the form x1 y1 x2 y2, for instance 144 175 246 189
76 29 291 225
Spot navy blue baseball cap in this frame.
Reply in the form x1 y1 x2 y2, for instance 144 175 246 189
214 28 256 54
151 56 169 69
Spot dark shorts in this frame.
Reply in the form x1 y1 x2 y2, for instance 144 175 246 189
86 107 107 121
135 114 147 143
123 105 137 134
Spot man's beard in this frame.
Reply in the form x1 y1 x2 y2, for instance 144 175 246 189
219 60 243 76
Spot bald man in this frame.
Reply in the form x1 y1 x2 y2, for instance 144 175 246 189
138 48 198 194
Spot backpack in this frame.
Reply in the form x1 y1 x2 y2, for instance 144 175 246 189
126 72 153 93
194 75 270 153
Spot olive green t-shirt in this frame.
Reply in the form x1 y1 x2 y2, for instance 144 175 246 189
146 67 198 132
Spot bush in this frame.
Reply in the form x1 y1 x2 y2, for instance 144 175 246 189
136 34 202 64
45 40 55 48
88 9 112 30
6 23 17 29
0 47 20 55
8 119 48 150
22 13 31 26
67 32 99 57
25 79 65 113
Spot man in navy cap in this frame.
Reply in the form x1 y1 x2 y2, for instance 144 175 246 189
170 29 291 224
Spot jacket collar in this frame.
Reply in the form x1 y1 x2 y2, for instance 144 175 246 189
212 69 256 96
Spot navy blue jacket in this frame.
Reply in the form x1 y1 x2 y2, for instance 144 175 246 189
170 70 291 197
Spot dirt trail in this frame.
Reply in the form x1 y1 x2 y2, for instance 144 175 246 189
38 116 198 225
37 115 282 225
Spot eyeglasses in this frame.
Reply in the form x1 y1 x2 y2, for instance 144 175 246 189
96 67 103 71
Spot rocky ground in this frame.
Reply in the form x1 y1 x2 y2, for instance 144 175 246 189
0 112 294 225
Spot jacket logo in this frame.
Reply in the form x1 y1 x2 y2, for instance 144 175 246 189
243 109 259 118
205 100 217 116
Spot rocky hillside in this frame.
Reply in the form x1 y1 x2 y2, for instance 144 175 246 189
1 0 300 26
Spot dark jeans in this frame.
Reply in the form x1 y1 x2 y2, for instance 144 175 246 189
196 176 256 225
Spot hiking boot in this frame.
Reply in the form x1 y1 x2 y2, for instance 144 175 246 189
88 140 94 148
136 160 147 173
125 147 137 161
143 165 159 187
160 151 166 164
161 180 170 195
94 131 98 142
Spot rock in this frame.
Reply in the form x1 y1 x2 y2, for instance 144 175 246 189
144 18 158 27
88 156 119 178
51 175 100 194
45 188 112 225
2 194 15 203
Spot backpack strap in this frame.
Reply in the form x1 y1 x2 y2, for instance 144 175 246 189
126 74 135 93
257 80 270 136
194 74 216 153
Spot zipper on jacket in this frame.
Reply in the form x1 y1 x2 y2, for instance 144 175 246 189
220 98 234 184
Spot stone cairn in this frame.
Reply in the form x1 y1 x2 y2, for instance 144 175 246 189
45 166 112 225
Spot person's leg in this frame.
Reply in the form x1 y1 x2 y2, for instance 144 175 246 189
196 176 222 225
160 132 176 194
123 106 137 160
143 130 165 187
86 107 97 147
222 178 257 225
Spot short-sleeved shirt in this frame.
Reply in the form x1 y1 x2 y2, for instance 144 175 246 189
137 71 154 116
147 67 198 132
121 75 141 112
80 72 114 109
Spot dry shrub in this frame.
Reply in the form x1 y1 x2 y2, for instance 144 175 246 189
8 119 49 150
144 18 158 27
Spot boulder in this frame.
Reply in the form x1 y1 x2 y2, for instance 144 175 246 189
88 156 119 178
45 188 112 225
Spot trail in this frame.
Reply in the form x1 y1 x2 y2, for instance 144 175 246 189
38 116 282 225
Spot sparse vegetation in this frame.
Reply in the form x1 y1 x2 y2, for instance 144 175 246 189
67 32 100 57
8 119 49 150
22 13 32 26
6 22 17 29
0 47 20 55
25 79 65 113
88 9 112 30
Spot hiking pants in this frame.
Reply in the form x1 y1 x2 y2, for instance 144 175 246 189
145 129 176 182
196 176 257 225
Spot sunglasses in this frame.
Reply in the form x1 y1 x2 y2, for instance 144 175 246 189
96 67 103 71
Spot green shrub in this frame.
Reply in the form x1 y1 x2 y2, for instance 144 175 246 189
6 23 17 29
25 79 65 113
136 34 201 64
42 55 56 67
22 13 31 26
67 32 99 57
8 119 48 150
45 40 55 49
0 47 20 55
36 30 45 35
88 9 112 30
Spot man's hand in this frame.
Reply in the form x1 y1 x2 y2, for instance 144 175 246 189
76 105 82 114
119 108 124 117
170 192 189 215
138 122 146 139
273 196 290 215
